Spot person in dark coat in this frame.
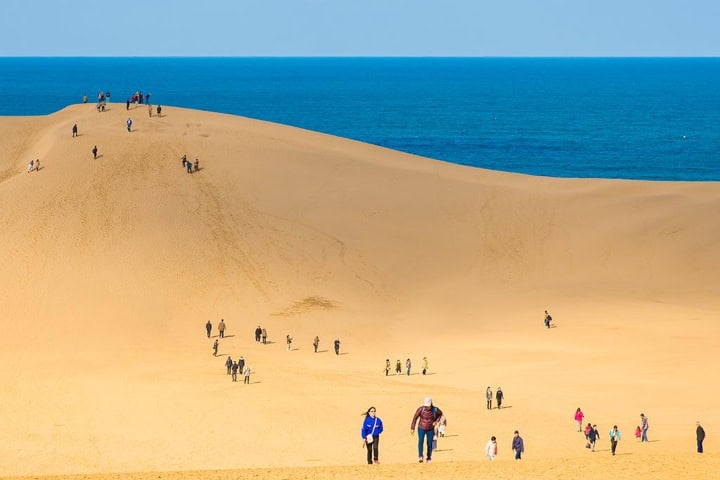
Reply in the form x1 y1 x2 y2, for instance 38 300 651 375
697 421 706 453
205 320 212 338
496 387 504 409
512 430 525 459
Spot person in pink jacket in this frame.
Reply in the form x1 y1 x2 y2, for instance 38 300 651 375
575 408 585 432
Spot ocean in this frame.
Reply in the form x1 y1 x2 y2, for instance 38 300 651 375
1 57 718 181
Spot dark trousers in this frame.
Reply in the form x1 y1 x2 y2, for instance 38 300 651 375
366 436 379 463
611 438 618 455
487 400 492 409
244 375 250 384
231 372 237 382
698 439 704 453
220 331 224 338
514 450 522 460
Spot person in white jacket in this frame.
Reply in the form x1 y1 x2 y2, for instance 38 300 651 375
485 436 497 460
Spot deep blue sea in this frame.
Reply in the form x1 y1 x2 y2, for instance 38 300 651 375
1 57 718 180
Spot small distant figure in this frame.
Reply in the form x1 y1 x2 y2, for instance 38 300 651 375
313 336 320 353
105 90 110 102
218 319 226 338
385 359 390 376
238 356 245 372
588 424 599 451
181 155 187 168
225 356 233 375
486 387 493 410
148 104 152 117
635 425 642 441
261 328 267 344
575 408 585 432
186 160 193 174
231 361 239 382
243 365 251 384
496 387 504 409
27 159 34 173
157 105 162 117
126 99 130 110
697 421 705 453
640 413 649 442
609 425 622 455
35 158 40 171
145 93 151 104
126 118 132 132
485 436 497 461
361 406 384 465
334 338 341 355
422 357 428 375
544 310 552 328
205 320 212 338
405 358 412 376
83 94 88 104
255 326 262 343
92 145 98 159
512 430 524 460
72 124 78 137
395 359 401 376
193 158 199 172
286 334 293 351
212 338 219 356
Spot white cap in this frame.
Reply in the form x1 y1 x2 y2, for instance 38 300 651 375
423 397 432 407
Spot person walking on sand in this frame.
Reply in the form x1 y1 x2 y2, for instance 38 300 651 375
422 357 428 375
126 98 130 110
261 328 267 344
696 421 705 453
255 326 262 343
193 158 199 172
205 320 212 338
385 359 391 376
34 159 40 171
313 336 320 353
406 358 412 376
575 408 585 432
92 145 98 159
512 430 524 460
496 387 504 409
157 105 162 117
231 361 238 382
485 436 498 461
181 155 187 168
486 387 493 410
218 319 226 339
27 159 34 173
186 160 193 174
126 118 132 132
640 413 649 442
238 356 245 373
225 356 233 375
410 397 443 463
334 338 341 355
635 425 642 441
72 124 78 137
609 425 621 456
286 334 293 351
243 364 251 384
212 338 219 356
395 359 402 376
148 104 152 117
361 406 384 465
588 424 600 451
544 309 552 328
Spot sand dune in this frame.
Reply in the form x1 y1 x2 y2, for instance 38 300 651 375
0 104 717 479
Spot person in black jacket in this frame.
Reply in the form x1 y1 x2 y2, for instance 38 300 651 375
697 421 706 453
496 387 504 409
588 424 600 451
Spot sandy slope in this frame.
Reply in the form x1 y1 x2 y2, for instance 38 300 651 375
0 104 717 479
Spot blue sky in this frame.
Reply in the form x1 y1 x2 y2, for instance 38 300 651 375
1 0 717 56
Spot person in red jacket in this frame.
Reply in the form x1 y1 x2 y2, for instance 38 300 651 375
410 397 443 463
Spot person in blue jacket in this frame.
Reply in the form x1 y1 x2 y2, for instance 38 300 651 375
361 406 384 464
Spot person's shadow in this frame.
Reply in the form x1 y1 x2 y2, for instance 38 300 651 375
95 154 104 160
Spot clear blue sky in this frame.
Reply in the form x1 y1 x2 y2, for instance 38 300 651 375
1 0 717 56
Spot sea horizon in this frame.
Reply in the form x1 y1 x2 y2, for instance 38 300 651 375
2 57 718 181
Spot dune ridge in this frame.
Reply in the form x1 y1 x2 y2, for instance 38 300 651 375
0 104 717 479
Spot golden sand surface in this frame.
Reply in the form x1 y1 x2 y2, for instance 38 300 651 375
0 104 717 479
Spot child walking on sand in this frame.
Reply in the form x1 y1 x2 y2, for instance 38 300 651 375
635 425 642 441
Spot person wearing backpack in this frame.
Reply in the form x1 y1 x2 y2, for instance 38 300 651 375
544 310 552 328
361 406 384 464
410 397 444 463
